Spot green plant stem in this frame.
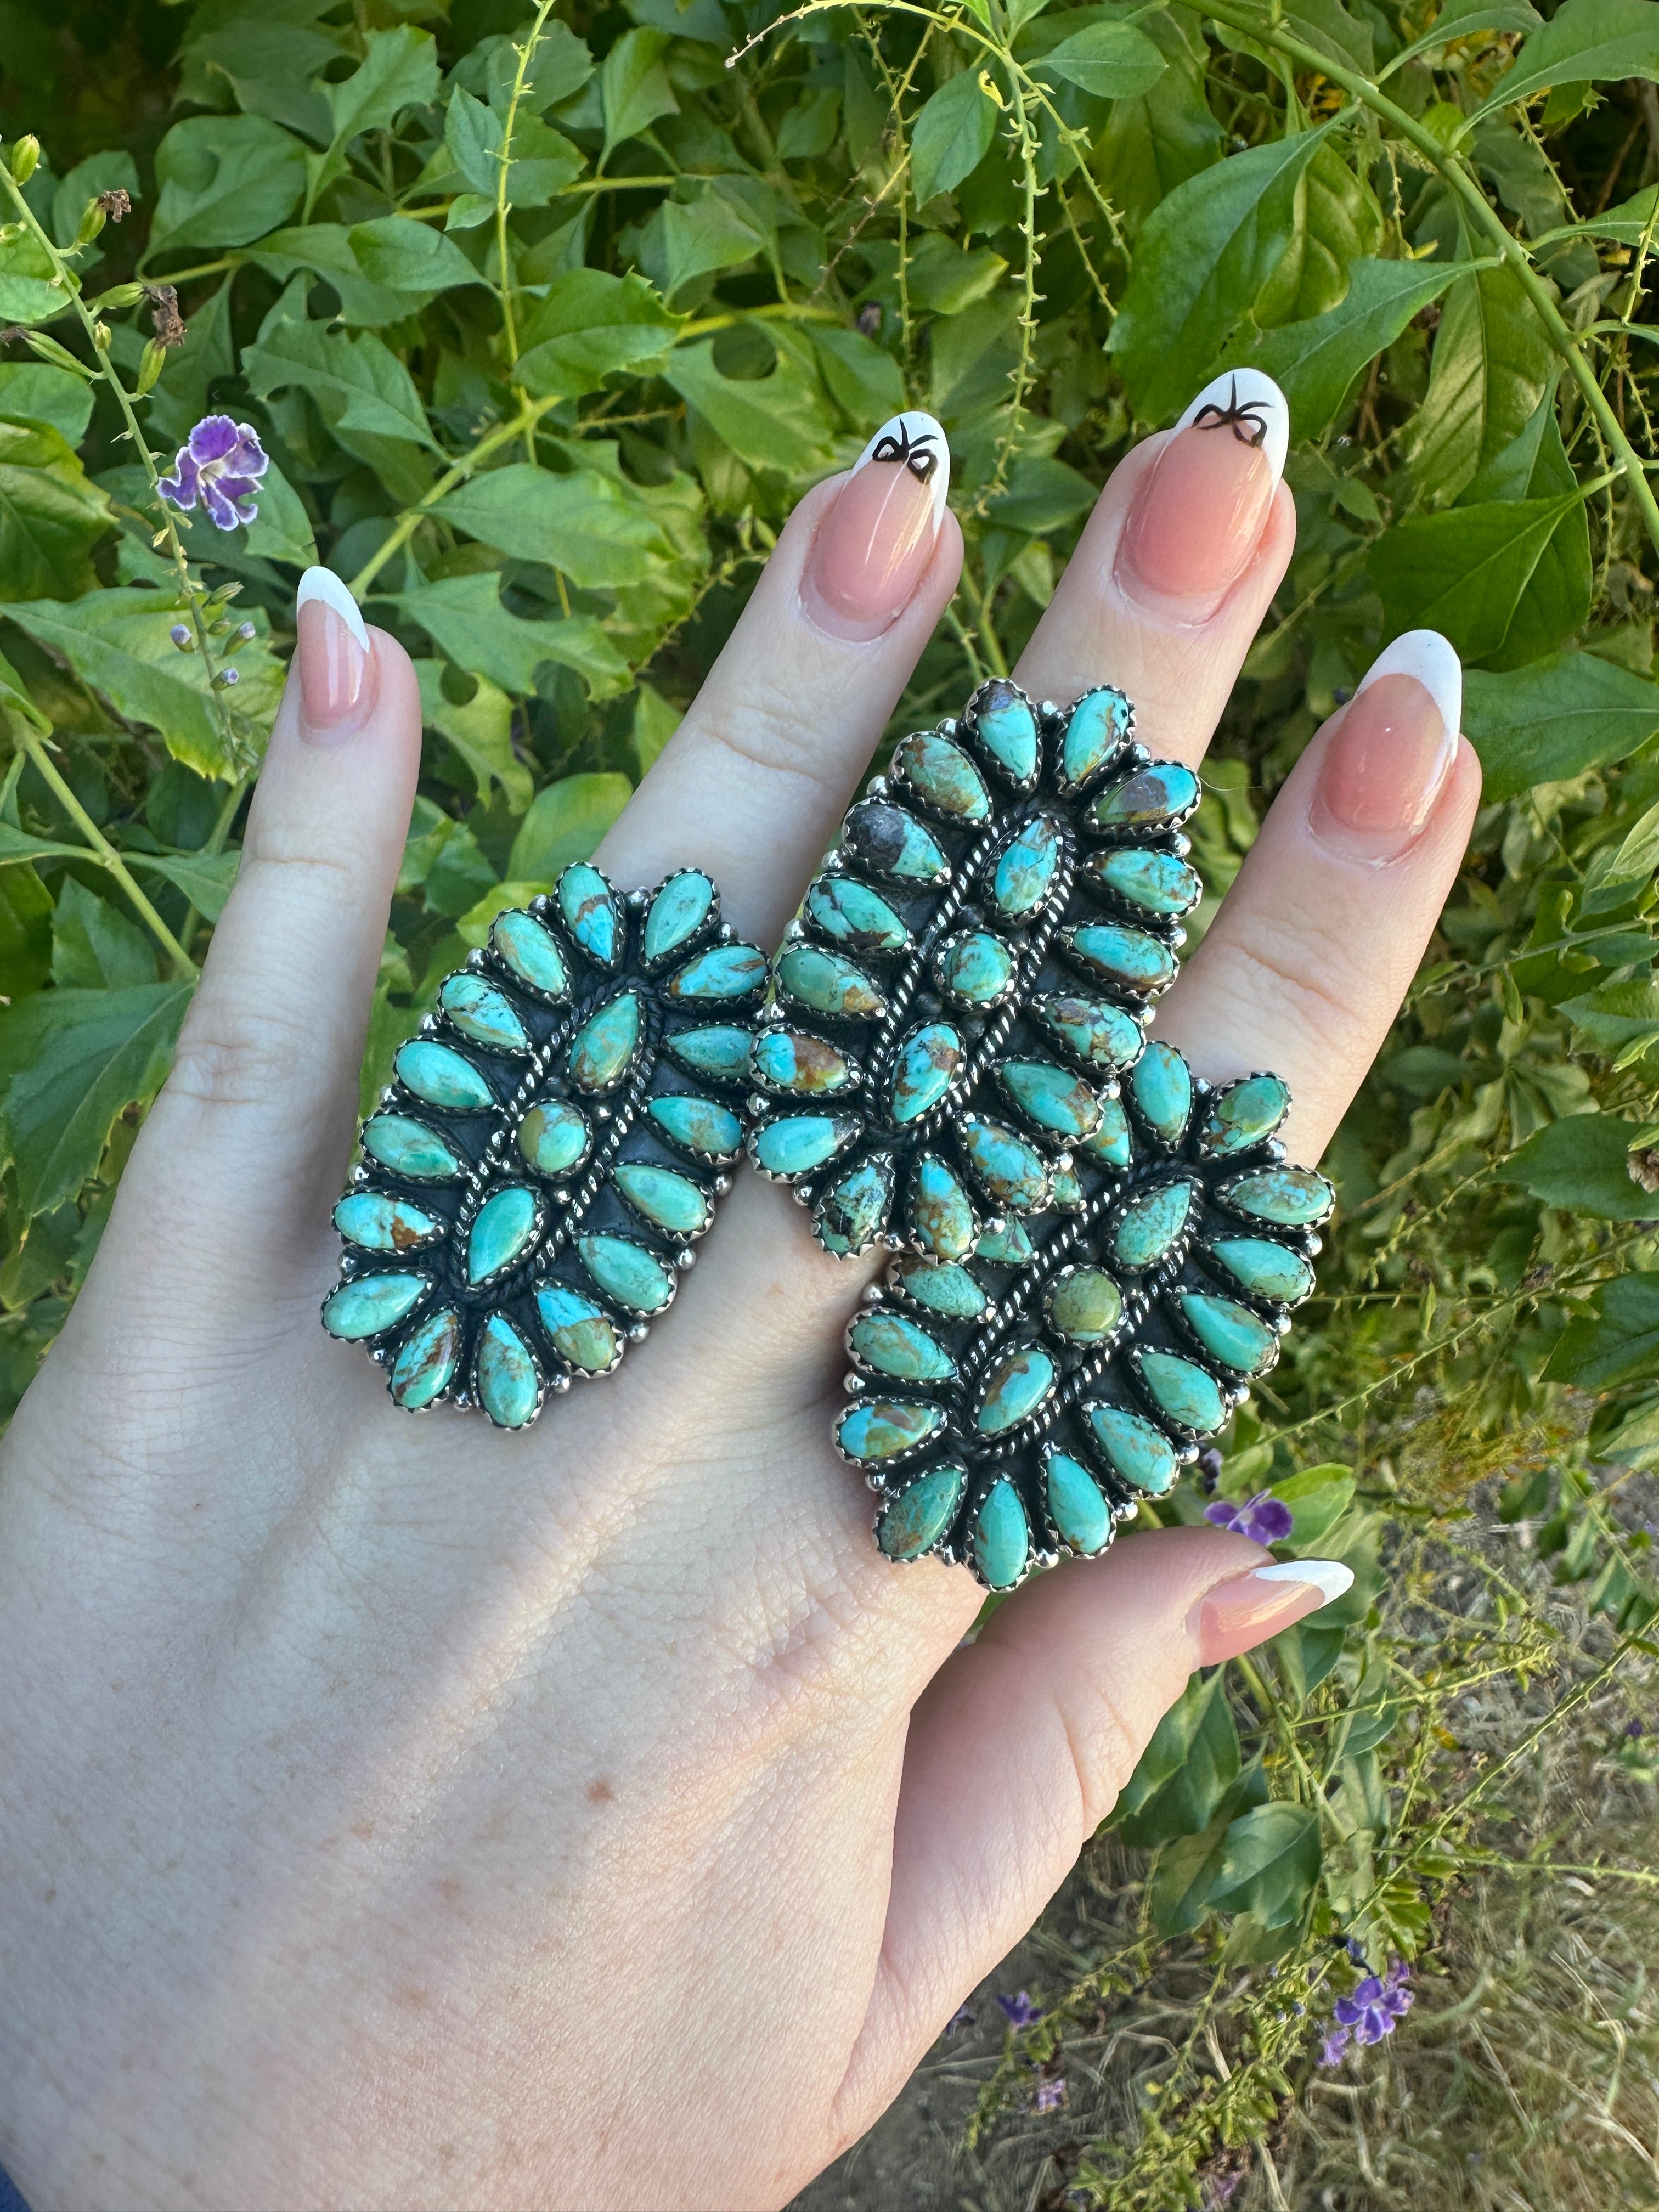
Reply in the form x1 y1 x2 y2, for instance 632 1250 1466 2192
347 394 558 597
20 732 197 978
495 0 559 387
676 300 844 338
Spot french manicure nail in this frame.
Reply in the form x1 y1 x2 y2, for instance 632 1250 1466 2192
804 410 950 639
295 566 371 741
1115 370 1288 614
1193 1558 1355 1667
1310 629 1462 864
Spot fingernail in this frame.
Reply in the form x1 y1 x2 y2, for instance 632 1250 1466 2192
1116 370 1288 615
1192 1558 1355 1667
1310 630 1462 864
295 566 371 741
804 411 949 639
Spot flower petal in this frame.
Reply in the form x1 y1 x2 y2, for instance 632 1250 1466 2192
188 413 242 463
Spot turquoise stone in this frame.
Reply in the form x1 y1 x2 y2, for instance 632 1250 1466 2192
818 1154 893 1255
1131 1041 1193 1146
753 1030 853 1094
665 1025 751 1082
975 1344 1057 1435
806 876 909 952
1091 761 1200 833
321 1270 429 1340
893 730 990 821
466 1183 540 1285
938 929 1015 1005
971 679 1040 782
1032 992 1144 1074
1083 1096 1133 1170
557 862 622 968
1180 1292 1277 1375
777 945 885 1019
491 909 568 998
1085 1401 1179 1494
649 1094 743 1161
1221 1165 1334 1228
1064 922 1177 997
1088 847 1202 918
1199 1074 1291 1158
1046 1451 1111 1553
615 1161 711 1238
752 1113 856 1177
911 1154 977 1259
578 1232 676 1313
362 1113 461 1181
390 1305 460 1409
1051 1165 1085 1210
1047 1266 1123 1345
569 991 642 1092
849 1311 956 1383
476 1312 540 1428
893 1255 987 1319
961 1115 1048 1212
334 1193 440 1252
1060 686 1130 788
644 870 714 965
837 1396 946 1462
889 1022 962 1125
1137 1349 1227 1435
517 1099 590 1177
1208 1235 1314 1304
974 1478 1030 1589
843 800 946 882
999 1059 1101 1139
396 1039 494 1112
877 1460 966 1560
977 1216 1034 1265
1111 1177 1194 1270
667 944 768 1001
991 815 1062 921
536 1283 621 1372
440 973 529 1054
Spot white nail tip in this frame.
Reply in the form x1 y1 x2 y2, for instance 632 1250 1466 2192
1251 1559 1355 1607
853 411 951 531
1357 629 1463 743
1172 369 1289 481
296 566 369 652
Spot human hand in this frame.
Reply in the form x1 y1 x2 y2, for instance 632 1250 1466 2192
0 375 1480 2212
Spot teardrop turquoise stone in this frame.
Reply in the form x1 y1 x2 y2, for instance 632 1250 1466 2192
991 815 1063 920
665 1025 751 1082
557 862 622 968
1131 1041 1193 1145
1051 1165 1085 1210
849 1312 956 1383
476 1312 540 1427
1208 1235 1314 1304
1180 1293 1277 1375
644 870 714 964
334 1193 440 1252
894 730 991 820
753 1030 853 1094
667 944 768 1001
362 1114 461 1181
1111 1178 1194 1270
321 1270 429 1340
440 973 529 1053
837 1396 946 1462
396 1039 494 1112
1064 923 1177 997
569 991 642 1092
938 929 1014 1005
1048 1267 1123 1345
960 1116 1048 1211
752 1113 857 1177
976 1216 1034 1265
1085 1402 1178 1494
998 1059 1101 1139
650 1093 743 1160
467 1184 540 1285
1199 1074 1291 1157
972 680 1039 782
777 945 885 1019
1091 761 1200 833
492 909 568 997
1060 687 1130 788
537 1283 621 1372
614 1161 711 1238
975 1344 1057 1435
910 1155 977 1259
1137 1349 1226 1434
1088 847 1202 918
893 1255 986 1319
806 876 909 952
889 1023 962 1125
817 1154 892 1255
1032 993 1144 1073
974 1479 1029 1589
390 1305 460 1409
843 800 946 882
877 1460 966 1560
1221 1165 1334 1228
578 1232 676 1314
1083 1096 1133 1169
517 1099 590 1176
1047 1452 1111 1553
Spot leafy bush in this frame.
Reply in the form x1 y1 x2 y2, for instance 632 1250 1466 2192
4 0 1659 2200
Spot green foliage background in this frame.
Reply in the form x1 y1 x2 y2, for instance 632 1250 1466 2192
4 0 1659 2199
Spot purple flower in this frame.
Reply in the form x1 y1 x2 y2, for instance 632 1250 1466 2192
941 2002 975 2039
1196 1447 1224 1494
996 1989 1043 2028
1031 2075 1066 2114
1205 1491 1294 1545
157 414 269 531
1321 1958 1412 2063
1627 1719 1646 1740
1319 2025 1353 2066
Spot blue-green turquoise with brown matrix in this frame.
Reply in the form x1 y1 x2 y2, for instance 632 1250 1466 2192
491 909 568 998
440 973 528 1054
1136 1349 1227 1435
390 1306 460 1409
938 929 1015 1005
974 1480 1030 1588
1046 1452 1112 1553
894 730 990 820
991 815 1062 919
877 1462 966 1560
467 1185 540 1285
643 870 713 964
806 876 909 951
395 1040 494 1113
972 680 1040 782
476 1312 540 1427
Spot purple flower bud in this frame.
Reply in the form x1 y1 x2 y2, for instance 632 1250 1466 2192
1197 1447 1224 1493
856 301 882 337
1031 2076 1065 2114
157 414 269 532
213 666 240 689
996 1990 1043 2028
941 2003 974 2039
169 623 191 648
236 620 257 642
1203 1491 1294 1546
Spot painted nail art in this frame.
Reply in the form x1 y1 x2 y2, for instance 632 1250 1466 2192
1116 372 1287 612
855 409 952 533
805 410 951 637
1172 367 1290 479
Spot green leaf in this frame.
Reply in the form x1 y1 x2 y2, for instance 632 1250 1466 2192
1561 980 1659 1067
1037 20 1167 99
1228 256 1469 438
1570 183 1659 250
811 328 907 425
0 865 53 999
1502 1113 1659 1220
1268 1463 1356 1548
1096 30 1222 235
148 114 307 256
911 71 998 207
127 850 241 923
1406 256 1554 503
1391 0 1541 75
0 364 94 446
0 648 50 737
600 27 679 166
1455 387 1592 669
1151 1814 1234 1934
1547 1272 1659 1390
0 418 112 602
516 269 678 400
177 0 345 141
240 457 319 571
508 771 634 880
1280 0 1375 73
446 86 504 198
434 463 674 589
665 336 836 476
381 572 630 697
1464 651 1659 798
0 220 60 328
243 314 440 453
1473 0 1659 125
645 191 770 302
347 217 481 297
413 661 532 814
306 26 441 207
1370 492 1581 664
984 453 1098 534
51 878 156 991
1115 1670 1241 1847
1206 1802 1321 1928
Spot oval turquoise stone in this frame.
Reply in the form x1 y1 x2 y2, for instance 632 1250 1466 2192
476 1312 540 1428
961 1116 1048 1211
1137 1348 1227 1435
644 870 714 965
849 1311 956 1383
1208 1235 1314 1305
991 815 1062 920
517 1099 590 1177
321 1270 429 1340
1091 761 1200 833
665 1025 751 1082
1221 1165 1334 1228
843 800 946 883
975 1344 1057 1436
440 973 529 1054
1048 1266 1123 1345
777 945 885 1019
837 1396 946 1462
1060 686 1130 788
1032 992 1144 1073
334 1193 440 1252
971 680 1039 783
1111 1178 1194 1270
667 943 768 1002
1088 847 1202 918
910 1154 977 1259
877 1460 966 1560
752 1113 857 1177
999 1059 1101 1139
894 730 990 821
569 991 642 1092
753 1030 853 1094
1086 1402 1179 1494
1047 1451 1111 1553
889 1022 962 1125
893 1255 987 1319
467 1183 540 1285
491 909 568 998
974 1479 1030 1589
1083 1096 1133 1170
976 1216 1034 1266
557 862 622 968
578 1232 676 1314
614 1161 711 1238
938 929 1015 1006
390 1305 460 1409
1199 1074 1291 1158
1064 922 1177 997
396 1039 494 1112
362 1113 461 1181
1180 1292 1277 1375
806 876 909 952
1131 1040 1193 1146
817 1154 893 1255
537 1282 621 1372
650 1093 743 1160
